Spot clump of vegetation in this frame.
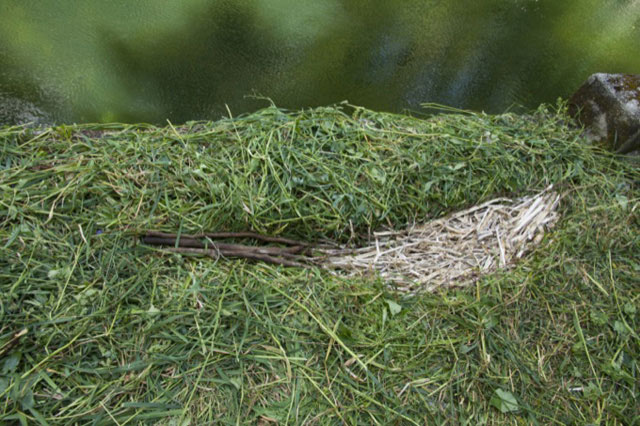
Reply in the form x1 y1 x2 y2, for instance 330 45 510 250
0 103 638 424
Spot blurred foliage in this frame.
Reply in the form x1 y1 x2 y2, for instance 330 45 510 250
0 0 639 123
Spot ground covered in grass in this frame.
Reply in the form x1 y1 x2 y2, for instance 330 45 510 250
1 103 638 424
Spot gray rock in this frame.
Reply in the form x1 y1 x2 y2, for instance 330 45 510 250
569 73 640 154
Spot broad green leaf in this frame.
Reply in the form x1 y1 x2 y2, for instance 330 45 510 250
386 300 402 316
20 389 34 410
623 302 636 315
490 389 519 413
3 352 21 375
613 321 628 335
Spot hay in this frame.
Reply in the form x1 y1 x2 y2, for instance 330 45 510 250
321 186 561 292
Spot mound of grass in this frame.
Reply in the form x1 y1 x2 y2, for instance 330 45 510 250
0 103 638 424
0 102 609 242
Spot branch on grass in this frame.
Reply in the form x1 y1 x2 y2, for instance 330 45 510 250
141 231 318 267
146 231 312 247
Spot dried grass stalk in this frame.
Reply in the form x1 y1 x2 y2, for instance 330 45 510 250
320 186 561 293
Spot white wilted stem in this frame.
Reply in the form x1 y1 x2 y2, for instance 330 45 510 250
320 186 561 294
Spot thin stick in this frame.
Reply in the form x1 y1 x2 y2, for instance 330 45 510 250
163 247 308 268
146 230 311 247
141 233 316 267
142 236 308 255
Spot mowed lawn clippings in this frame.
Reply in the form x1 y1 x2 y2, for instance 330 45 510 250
0 103 638 424
0 102 609 242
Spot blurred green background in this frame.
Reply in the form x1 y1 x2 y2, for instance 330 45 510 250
1 0 639 124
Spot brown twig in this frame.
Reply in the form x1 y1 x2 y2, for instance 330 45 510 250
142 236 309 255
163 247 308 268
141 231 316 267
145 231 312 247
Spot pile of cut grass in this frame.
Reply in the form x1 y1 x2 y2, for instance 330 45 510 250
0 103 638 424
0 102 609 242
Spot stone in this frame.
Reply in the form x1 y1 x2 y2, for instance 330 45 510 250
568 73 640 154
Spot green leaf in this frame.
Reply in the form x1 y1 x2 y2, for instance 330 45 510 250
3 224 22 248
386 300 402 317
28 408 49 426
613 321 628 335
589 310 608 326
7 205 18 220
490 389 520 413
3 352 21 374
623 302 636 316
337 324 353 340
583 382 601 400
615 194 628 210
228 377 241 390
370 167 386 184
20 389 34 410
147 304 160 316
459 343 476 354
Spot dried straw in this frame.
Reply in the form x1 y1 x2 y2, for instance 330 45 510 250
321 186 561 293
